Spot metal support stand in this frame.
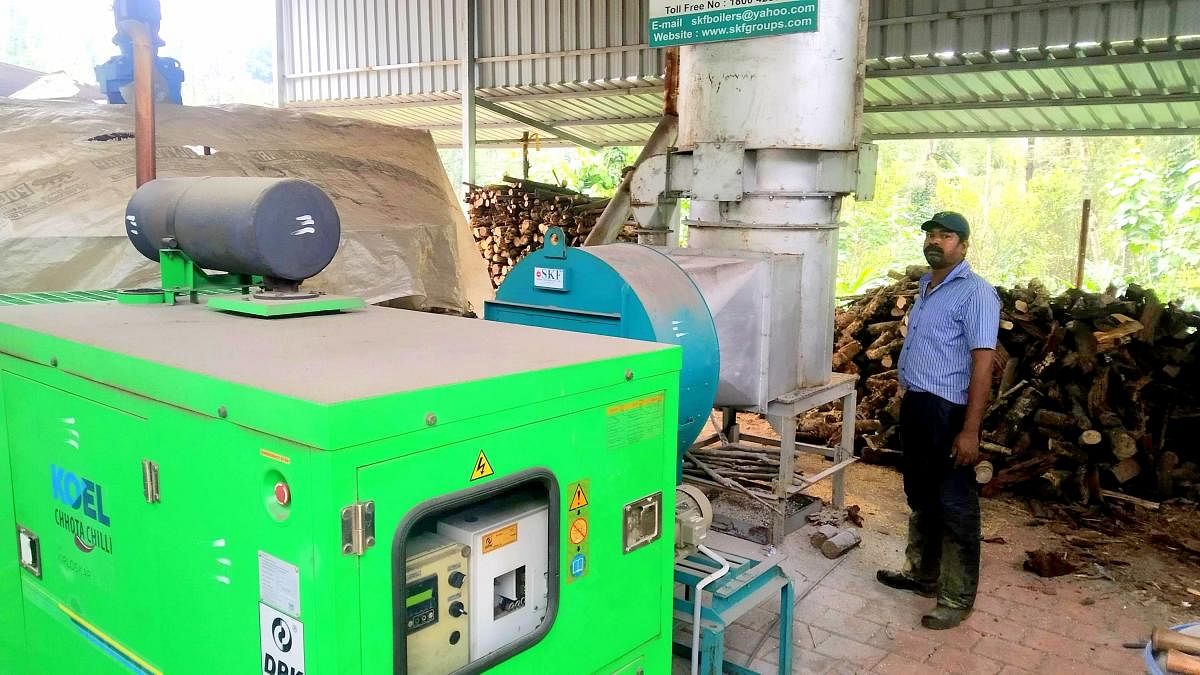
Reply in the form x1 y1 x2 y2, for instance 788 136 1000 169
689 373 859 545
673 546 794 675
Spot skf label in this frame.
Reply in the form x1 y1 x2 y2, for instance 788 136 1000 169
533 267 566 290
260 603 305 675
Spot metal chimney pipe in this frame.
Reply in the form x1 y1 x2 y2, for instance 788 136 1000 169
119 20 156 187
583 115 678 246
678 1 869 387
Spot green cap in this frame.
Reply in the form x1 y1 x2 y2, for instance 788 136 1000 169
921 211 970 240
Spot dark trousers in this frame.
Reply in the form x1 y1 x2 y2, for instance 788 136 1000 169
899 391 981 610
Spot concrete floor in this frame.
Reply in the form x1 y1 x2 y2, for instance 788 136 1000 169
669 494 1155 675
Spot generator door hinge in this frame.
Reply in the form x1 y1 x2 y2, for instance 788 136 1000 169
340 501 375 556
142 460 160 504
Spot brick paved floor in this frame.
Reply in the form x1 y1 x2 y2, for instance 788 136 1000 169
670 464 1160 674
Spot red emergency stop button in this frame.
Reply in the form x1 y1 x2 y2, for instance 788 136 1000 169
274 481 291 506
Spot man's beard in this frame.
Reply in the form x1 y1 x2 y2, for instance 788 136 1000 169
924 247 947 267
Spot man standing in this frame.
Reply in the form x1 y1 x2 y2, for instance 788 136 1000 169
876 211 1001 630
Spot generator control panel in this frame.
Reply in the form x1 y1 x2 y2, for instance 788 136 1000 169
405 533 470 675
437 493 549 661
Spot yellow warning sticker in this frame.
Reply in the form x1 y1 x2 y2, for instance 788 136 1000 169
568 517 589 545
482 523 518 553
564 479 590 584
259 448 291 465
606 392 665 448
606 392 664 416
568 484 589 511
470 450 495 481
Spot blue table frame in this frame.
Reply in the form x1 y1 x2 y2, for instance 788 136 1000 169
672 546 794 675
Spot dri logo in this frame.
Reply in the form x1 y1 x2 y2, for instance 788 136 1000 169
264 618 303 675
51 464 111 526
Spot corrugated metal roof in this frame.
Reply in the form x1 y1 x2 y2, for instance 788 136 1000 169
866 44 1200 138
279 0 1200 145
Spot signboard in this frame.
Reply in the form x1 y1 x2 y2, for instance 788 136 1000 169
648 0 818 48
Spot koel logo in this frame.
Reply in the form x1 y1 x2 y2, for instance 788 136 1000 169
51 464 111 526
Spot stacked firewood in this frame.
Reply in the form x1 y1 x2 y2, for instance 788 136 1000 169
802 269 1200 503
464 176 634 287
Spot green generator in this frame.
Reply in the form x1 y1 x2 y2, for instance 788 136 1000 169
0 178 683 675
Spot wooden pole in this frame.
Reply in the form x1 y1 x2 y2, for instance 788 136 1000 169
522 132 530 179
1075 198 1091 288
663 47 680 117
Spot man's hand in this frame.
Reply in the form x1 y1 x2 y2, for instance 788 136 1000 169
952 430 981 467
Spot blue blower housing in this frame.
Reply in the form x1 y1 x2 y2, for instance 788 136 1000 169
484 228 719 475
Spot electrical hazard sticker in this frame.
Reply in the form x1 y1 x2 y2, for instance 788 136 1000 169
260 603 305 675
469 449 495 481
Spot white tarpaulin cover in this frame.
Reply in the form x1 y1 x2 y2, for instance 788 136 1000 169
0 99 491 313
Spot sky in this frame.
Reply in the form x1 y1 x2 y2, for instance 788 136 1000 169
1 0 277 105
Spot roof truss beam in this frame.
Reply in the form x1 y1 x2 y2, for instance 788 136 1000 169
472 97 603 150
867 92 1200 113
871 128 1200 140
870 49 1200 78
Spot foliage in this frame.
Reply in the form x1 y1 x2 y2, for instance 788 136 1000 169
441 145 637 198
1102 148 1200 303
543 146 636 196
842 137 1200 309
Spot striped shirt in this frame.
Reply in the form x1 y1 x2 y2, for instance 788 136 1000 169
897 260 1001 405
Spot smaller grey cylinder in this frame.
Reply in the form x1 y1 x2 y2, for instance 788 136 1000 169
125 177 341 281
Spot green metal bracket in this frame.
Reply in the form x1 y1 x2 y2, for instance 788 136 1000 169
154 249 258 305
116 250 258 305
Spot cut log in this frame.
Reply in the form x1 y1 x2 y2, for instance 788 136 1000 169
865 338 903 361
831 342 862 369
982 455 1056 497
820 529 862 559
1108 429 1138 461
1094 318 1144 347
865 321 900 336
1158 451 1179 498
1111 458 1141 484
1138 293 1162 343
979 441 1013 457
1034 409 1076 429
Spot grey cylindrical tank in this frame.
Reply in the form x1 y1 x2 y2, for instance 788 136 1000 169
125 177 341 281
